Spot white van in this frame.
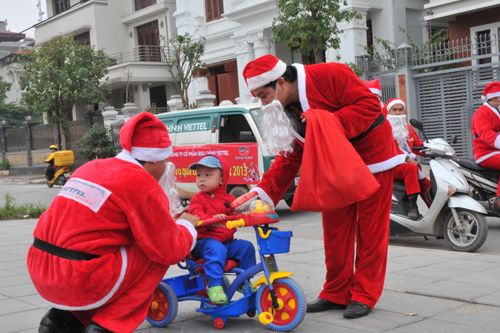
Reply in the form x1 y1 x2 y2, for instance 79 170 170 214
156 103 297 206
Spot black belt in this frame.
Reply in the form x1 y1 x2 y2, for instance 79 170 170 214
33 238 99 261
350 114 386 142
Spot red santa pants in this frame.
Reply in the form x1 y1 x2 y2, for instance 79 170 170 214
393 163 421 195
71 245 167 333
478 154 500 196
319 169 394 308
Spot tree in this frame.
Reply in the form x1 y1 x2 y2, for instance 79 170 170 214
162 33 206 108
0 76 31 126
272 0 358 64
77 124 117 160
0 76 10 104
20 36 111 148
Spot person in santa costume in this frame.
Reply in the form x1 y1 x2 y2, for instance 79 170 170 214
240 54 405 319
472 81 500 210
363 79 384 107
385 98 432 219
27 112 199 333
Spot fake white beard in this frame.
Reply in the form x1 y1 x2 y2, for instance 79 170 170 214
261 100 296 156
387 114 411 152
159 162 184 216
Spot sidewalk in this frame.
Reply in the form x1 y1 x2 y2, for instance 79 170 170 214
0 219 499 333
0 174 46 185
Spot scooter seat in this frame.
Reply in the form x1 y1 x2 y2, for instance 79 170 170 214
457 159 499 179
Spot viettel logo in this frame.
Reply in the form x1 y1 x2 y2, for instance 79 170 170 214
239 146 250 156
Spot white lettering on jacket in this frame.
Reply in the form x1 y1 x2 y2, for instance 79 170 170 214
58 178 111 212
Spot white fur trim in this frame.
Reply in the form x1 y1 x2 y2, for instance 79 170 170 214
484 102 500 119
131 145 173 162
495 135 500 150
483 91 500 101
247 59 287 91
370 88 382 97
476 151 500 164
176 219 197 251
116 150 143 166
45 247 128 311
292 63 310 112
386 99 405 112
250 187 275 210
368 153 407 174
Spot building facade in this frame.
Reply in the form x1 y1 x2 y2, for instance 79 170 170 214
35 0 180 114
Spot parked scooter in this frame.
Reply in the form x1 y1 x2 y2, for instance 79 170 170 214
456 158 500 217
390 119 488 252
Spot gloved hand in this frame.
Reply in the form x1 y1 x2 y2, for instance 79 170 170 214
231 190 258 212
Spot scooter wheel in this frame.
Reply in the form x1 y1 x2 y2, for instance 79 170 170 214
256 278 306 331
442 209 488 252
146 282 178 327
213 317 225 329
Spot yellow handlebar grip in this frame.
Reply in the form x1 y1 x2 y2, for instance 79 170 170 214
226 218 245 229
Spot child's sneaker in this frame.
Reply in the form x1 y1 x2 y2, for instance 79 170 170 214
207 286 228 305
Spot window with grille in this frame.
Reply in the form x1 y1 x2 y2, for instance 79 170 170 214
53 0 70 15
205 0 224 22
134 0 156 11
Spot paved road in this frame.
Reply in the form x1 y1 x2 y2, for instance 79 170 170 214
2 184 500 255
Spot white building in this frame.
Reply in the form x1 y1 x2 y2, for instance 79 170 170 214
176 0 429 105
35 0 180 114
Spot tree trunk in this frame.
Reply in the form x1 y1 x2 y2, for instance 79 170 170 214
313 48 324 64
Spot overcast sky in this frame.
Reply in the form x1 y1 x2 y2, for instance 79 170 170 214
0 0 47 38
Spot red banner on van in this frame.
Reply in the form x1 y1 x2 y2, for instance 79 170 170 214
170 143 260 184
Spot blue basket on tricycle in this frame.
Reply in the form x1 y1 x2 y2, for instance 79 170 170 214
146 200 306 331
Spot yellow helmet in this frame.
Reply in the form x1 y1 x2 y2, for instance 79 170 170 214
49 144 58 150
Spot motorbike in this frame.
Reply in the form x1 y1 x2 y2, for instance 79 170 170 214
455 158 500 217
390 119 488 252
46 150 74 188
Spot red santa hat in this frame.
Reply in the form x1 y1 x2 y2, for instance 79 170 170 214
481 81 500 102
363 79 382 98
384 98 406 116
243 54 287 91
119 112 172 162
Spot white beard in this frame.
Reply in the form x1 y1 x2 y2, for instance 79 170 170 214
387 114 411 153
261 100 296 156
159 162 183 216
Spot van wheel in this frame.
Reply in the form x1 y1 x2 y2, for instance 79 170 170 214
229 186 249 198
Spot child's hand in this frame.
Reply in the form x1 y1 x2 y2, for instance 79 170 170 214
213 214 227 220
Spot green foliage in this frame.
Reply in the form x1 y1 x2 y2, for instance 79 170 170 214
0 102 33 126
162 33 206 108
0 194 46 220
0 159 10 171
77 124 117 160
19 36 111 145
272 0 358 64
0 77 11 104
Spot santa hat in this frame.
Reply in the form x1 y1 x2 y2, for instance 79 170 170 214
384 98 406 116
243 54 287 91
481 82 500 102
363 79 382 97
119 112 172 162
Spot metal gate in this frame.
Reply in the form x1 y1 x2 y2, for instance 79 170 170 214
416 66 500 159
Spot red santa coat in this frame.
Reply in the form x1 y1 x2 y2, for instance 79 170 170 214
472 103 500 164
188 156 236 242
27 156 195 310
255 62 404 207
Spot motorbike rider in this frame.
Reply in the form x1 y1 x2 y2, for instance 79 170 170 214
44 144 58 181
471 81 500 211
385 98 431 219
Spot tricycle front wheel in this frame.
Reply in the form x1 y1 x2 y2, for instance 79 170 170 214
255 277 306 332
146 282 178 327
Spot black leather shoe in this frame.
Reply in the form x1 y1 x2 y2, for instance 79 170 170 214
85 322 113 333
38 308 83 333
306 298 346 313
343 301 372 319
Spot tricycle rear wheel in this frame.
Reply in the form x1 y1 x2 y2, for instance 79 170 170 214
146 282 178 327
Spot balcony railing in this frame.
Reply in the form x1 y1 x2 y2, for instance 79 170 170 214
108 45 174 65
